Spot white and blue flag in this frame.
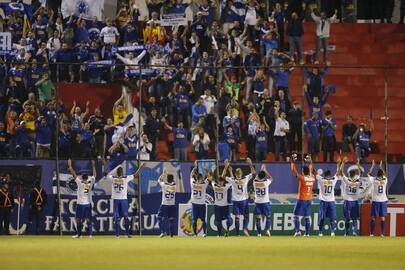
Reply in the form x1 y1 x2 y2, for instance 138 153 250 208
61 0 104 20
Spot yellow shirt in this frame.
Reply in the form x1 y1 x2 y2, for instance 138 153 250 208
113 107 128 125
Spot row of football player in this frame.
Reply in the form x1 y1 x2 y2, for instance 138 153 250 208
67 155 387 238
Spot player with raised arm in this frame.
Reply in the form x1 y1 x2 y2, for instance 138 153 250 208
190 161 209 237
253 164 273 237
291 154 315 237
227 158 256 237
340 157 365 236
157 168 177 238
209 160 232 237
67 159 97 239
316 158 341 237
368 160 388 237
105 163 145 238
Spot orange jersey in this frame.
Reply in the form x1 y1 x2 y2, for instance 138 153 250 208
291 163 315 200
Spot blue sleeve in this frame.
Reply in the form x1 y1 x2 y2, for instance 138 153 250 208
303 66 310 77
304 121 310 134
321 91 329 105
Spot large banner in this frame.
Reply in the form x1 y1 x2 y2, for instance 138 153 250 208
160 13 188 26
61 0 103 20
360 203 405 236
177 204 348 236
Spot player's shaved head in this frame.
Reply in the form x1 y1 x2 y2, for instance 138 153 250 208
167 174 174 183
258 171 266 180
323 170 331 178
117 167 123 176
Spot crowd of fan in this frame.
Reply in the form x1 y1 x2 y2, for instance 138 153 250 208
0 0 374 162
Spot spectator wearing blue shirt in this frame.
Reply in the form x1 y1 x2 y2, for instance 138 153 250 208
53 43 74 82
273 2 285 51
124 126 138 158
14 121 32 158
175 84 191 128
0 122 9 157
220 0 240 35
275 64 294 97
305 86 330 120
304 112 321 160
321 111 336 162
163 119 189 161
255 122 270 162
224 126 239 161
287 12 304 64
35 116 52 158
353 121 373 163
192 97 207 125
303 65 328 98
58 123 72 159
80 122 95 158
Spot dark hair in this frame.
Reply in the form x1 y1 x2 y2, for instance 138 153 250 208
323 170 331 178
258 171 266 180
302 166 310 176
82 173 88 180
218 176 225 182
167 174 174 182
349 170 356 178
117 167 123 176
376 169 384 178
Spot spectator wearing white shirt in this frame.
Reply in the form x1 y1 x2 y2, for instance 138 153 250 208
139 133 153 160
100 18 120 45
116 50 147 77
311 8 338 65
274 111 290 161
192 128 210 159
201 89 217 136
47 29 62 59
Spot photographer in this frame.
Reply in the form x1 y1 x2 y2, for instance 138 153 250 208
353 120 373 163
0 176 14 235
321 110 336 162
27 181 47 235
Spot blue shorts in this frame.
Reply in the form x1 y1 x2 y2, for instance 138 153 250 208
371 201 387 217
214 205 230 222
343 200 360 219
232 199 249 216
254 202 271 216
192 203 206 222
293 200 312 216
113 199 129 218
76 204 92 220
158 204 177 219
319 200 336 220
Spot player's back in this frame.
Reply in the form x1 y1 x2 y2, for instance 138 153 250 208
317 176 338 202
226 174 252 201
212 182 231 206
111 175 132 200
160 181 176 205
370 176 388 202
253 178 271 203
297 175 315 201
190 178 208 205
341 176 361 201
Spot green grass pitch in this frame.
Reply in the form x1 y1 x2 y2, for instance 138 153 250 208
1 236 404 270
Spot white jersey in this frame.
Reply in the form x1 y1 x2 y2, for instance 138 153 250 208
341 176 361 201
226 173 252 201
75 176 95 205
253 178 272 204
190 177 208 205
211 182 232 206
107 175 134 200
317 175 338 202
159 181 176 206
370 176 388 202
